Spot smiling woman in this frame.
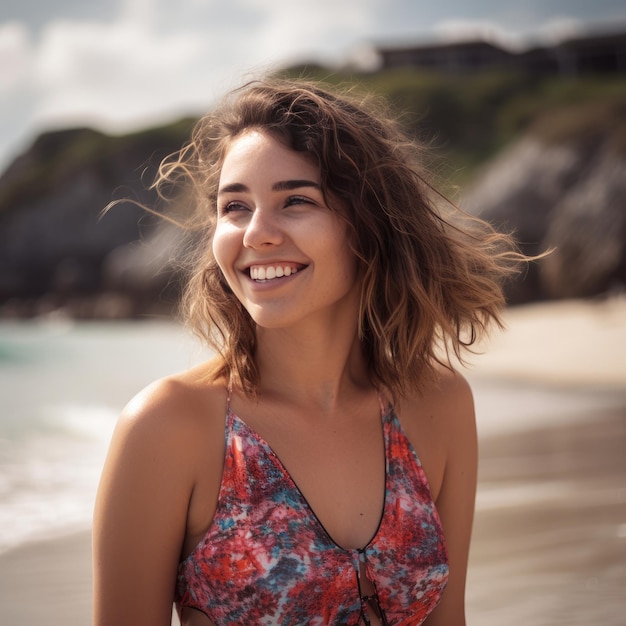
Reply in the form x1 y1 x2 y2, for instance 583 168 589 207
93 78 527 626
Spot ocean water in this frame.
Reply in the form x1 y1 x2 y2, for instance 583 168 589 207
0 319 211 553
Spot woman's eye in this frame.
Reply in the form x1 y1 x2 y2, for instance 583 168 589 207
285 195 313 207
219 201 247 215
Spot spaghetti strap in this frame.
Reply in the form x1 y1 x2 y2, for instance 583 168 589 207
377 392 387 416
226 380 233 410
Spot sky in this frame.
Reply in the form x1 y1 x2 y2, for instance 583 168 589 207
1 0 625 171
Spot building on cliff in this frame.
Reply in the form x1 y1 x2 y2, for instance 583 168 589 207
375 28 626 75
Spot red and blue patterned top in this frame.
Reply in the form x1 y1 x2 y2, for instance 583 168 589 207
175 400 449 625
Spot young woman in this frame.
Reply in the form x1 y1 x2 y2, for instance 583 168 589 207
93 78 521 626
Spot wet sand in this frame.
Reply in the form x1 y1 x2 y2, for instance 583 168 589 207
0 530 93 624
0 298 624 625
468 402 626 626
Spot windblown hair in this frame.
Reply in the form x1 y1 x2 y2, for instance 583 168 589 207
155 77 523 399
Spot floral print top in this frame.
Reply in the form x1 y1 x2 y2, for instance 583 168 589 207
175 401 449 625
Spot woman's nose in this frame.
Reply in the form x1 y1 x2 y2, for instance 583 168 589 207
242 208 283 248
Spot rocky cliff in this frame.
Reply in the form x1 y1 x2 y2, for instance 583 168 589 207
0 121 194 317
462 97 626 303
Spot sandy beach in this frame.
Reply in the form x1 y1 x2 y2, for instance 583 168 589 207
0 297 624 626
467 393 625 625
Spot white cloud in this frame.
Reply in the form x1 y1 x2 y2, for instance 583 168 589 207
21 0 376 137
0 22 34 93
120 0 161 23
34 20 204 87
0 22 40 171
28 17 215 131
0 12 231 169
224 0 376 65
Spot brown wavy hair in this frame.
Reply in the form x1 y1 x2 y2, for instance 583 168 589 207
154 77 523 399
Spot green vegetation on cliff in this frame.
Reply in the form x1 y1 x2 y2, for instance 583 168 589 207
0 119 197 218
278 66 626 190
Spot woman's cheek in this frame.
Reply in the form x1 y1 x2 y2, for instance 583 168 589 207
212 227 232 276
213 229 247 302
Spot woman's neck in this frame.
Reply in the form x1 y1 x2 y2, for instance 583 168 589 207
254 319 370 415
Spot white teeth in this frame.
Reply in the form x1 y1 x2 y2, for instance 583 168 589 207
250 265 298 281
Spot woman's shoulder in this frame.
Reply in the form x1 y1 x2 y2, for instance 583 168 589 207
114 356 228 456
399 365 474 425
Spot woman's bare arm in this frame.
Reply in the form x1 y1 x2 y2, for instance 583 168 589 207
93 378 203 626
416 371 478 626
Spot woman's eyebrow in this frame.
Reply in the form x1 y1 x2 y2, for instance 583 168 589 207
218 182 248 196
218 179 321 196
272 179 320 192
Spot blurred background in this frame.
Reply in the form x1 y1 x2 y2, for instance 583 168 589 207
0 1 625 625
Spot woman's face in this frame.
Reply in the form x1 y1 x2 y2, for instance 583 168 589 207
212 129 359 330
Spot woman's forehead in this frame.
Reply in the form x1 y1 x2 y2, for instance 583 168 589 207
219 129 320 184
